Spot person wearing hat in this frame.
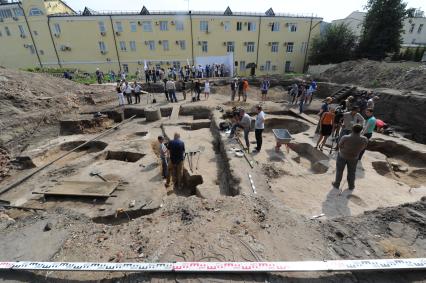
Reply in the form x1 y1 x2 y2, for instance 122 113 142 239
332 124 368 191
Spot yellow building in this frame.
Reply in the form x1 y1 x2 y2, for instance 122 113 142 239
0 0 322 75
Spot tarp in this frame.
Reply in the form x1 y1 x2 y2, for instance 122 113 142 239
195 53 234 77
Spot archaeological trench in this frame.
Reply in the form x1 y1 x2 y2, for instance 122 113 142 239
0 77 425 282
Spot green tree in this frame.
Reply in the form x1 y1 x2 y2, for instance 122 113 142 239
358 0 407 59
403 48 413 60
309 23 357 65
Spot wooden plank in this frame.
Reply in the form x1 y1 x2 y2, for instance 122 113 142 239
39 181 118 197
289 108 318 125
170 105 180 120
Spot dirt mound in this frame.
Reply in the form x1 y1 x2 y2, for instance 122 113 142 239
320 59 426 92
323 199 426 259
0 68 114 154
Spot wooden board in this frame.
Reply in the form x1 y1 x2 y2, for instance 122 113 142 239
170 105 180 120
289 108 318 125
39 181 118 197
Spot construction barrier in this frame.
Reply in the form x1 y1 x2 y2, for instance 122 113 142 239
0 259 425 272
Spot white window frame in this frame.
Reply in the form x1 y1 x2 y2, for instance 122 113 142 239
0 9 13 19
227 41 234 53
54 23 61 34
418 24 424 34
248 22 256 31
18 25 25 36
239 61 246 71
130 22 137 32
247 42 255 53
160 21 168 31
5 26 11 36
148 40 155 50
115 21 123 33
272 22 280 32
142 21 152 32
119 41 127 51
163 40 169 51
13 8 23 17
271 42 279 53
237 22 242 31
288 23 297 32
29 8 43 16
129 40 136 51
300 42 308 53
98 41 107 52
224 21 231 31
265 61 271 71
98 21 106 33
200 21 209 32
286 42 294 53
179 40 186 50
201 41 208 53
175 21 184 31
409 23 415 33
28 45 35 54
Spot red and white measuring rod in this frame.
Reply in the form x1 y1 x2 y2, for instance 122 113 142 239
0 259 425 272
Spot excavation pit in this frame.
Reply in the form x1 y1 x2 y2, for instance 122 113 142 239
104 151 145 163
59 117 113 135
290 143 329 174
59 141 108 152
264 118 310 135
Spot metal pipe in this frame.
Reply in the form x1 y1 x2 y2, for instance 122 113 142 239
18 3 42 68
109 15 122 72
255 16 261 69
47 16 62 68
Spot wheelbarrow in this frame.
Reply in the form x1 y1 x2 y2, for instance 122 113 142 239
272 129 293 153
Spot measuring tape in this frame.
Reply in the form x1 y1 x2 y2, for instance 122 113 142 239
0 259 425 272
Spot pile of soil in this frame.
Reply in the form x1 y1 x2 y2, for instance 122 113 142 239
320 59 426 92
0 67 114 154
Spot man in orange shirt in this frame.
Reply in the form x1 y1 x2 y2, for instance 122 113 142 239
242 79 249 102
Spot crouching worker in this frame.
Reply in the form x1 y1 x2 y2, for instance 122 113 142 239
158 136 169 180
229 108 251 152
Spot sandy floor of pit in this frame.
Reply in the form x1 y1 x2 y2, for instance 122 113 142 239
0 87 425 282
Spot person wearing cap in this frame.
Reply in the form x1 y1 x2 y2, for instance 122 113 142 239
332 124 368 191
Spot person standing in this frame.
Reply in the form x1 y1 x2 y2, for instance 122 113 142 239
158 135 169 180
116 81 125 106
204 79 211 100
340 106 365 139
242 79 249 102
358 108 376 160
194 79 202 101
332 124 368 191
181 80 187 101
166 133 185 190
260 77 270 103
123 81 133 104
163 78 169 102
316 108 335 151
237 78 244 101
367 96 379 110
254 105 265 152
298 83 306 114
166 79 177 103
290 82 299 104
96 68 103 84
230 78 237 101
308 80 317 104
133 81 141 104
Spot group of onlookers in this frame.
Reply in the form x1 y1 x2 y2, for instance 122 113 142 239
288 80 318 113
115 80 142 105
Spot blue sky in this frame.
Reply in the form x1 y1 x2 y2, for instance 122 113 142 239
63 0 424 22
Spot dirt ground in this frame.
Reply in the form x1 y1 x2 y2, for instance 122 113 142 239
0 70 425 282
319 59 426 93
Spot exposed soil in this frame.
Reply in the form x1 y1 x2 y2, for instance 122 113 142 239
0 68 425 282
320 59 426 93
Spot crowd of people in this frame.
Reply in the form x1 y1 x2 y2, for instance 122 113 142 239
288 80 318 113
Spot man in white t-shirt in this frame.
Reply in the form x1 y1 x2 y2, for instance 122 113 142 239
254 105 265 152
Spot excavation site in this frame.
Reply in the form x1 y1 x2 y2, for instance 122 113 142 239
0 64 425 282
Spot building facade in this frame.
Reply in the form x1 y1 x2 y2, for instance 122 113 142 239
332 10 426 47
0 0 322 75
